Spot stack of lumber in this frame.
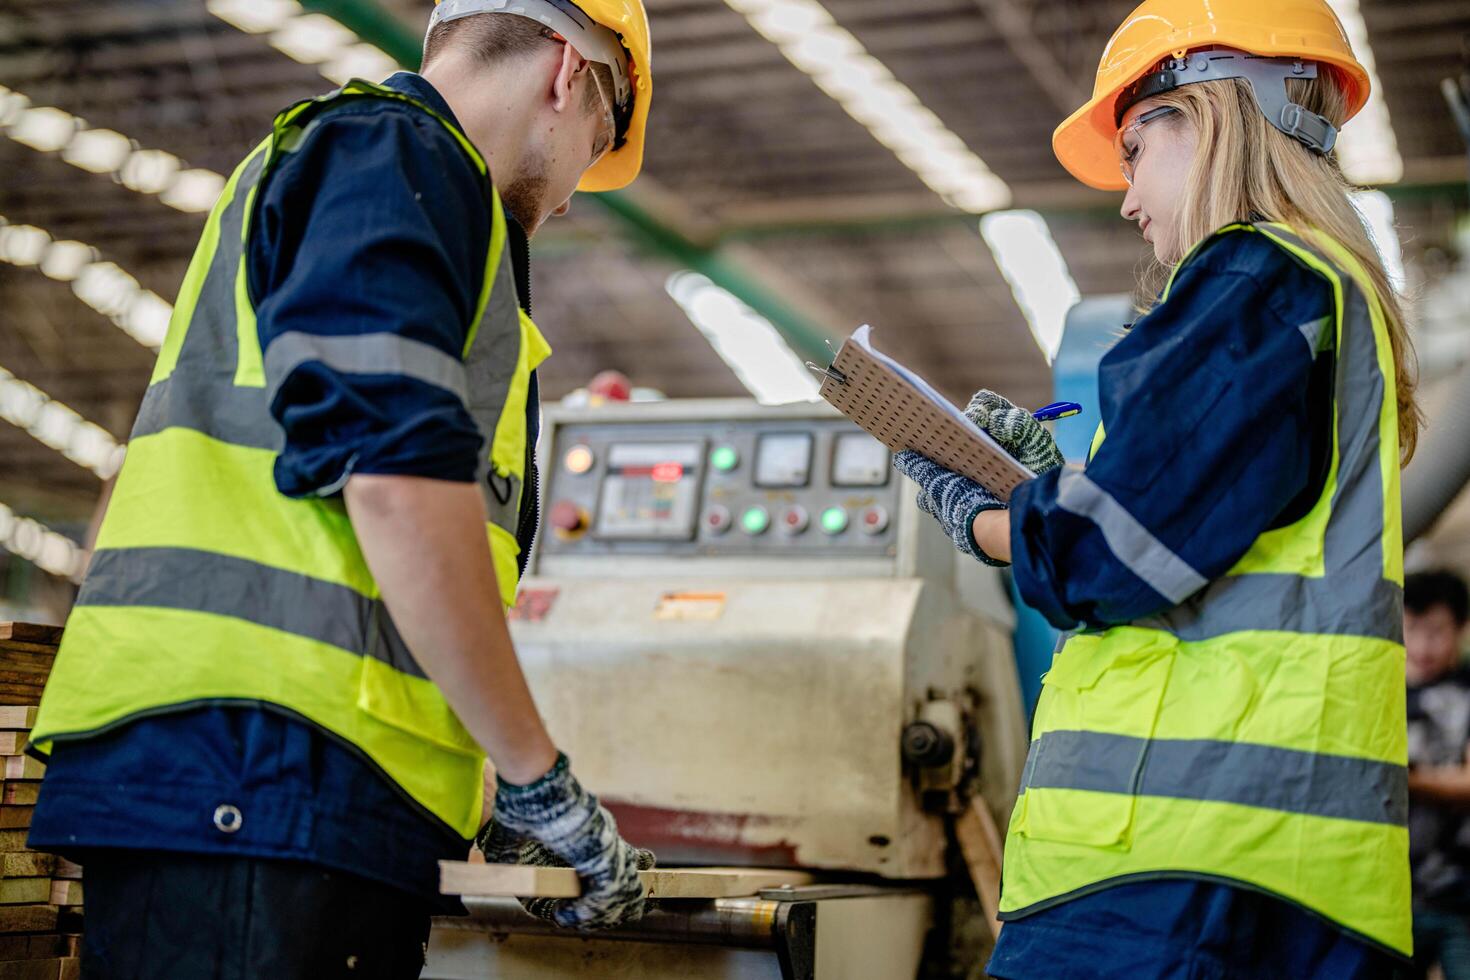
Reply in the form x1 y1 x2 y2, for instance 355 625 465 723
0 624 81 980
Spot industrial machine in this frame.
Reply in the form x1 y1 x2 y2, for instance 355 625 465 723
426 399 1028 980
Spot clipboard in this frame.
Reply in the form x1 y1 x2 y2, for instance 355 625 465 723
815 325 1034 502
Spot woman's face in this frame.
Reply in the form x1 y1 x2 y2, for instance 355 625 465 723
1118 98 1199 264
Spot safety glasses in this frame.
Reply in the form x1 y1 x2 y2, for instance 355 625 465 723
586 62 616 167
1114 105 1179 186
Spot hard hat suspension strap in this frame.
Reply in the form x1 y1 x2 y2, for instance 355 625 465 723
429 0 634 142
1115 47 1339 155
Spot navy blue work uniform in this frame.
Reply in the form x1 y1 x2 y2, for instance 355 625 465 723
29 73 535 978
989 230 1404 979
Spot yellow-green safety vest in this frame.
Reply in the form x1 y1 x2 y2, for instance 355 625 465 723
31 80 551 840
999 222 1411 956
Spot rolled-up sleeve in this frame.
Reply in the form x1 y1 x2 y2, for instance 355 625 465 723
246 101 491 497
1009 229 1334 630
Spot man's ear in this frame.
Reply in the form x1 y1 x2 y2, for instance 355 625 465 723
550 40 587 115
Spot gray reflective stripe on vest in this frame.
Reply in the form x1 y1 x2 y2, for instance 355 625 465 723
78 547 429 680
131 146 280 451
262 331 470 406
1122 225 1400 644
1055 470 1208 604
465 228 525 533
1019 729 1408 826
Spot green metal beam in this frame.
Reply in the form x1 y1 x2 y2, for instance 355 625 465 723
301 0 836 363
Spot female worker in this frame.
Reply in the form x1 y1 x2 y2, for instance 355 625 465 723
895 1 1421 976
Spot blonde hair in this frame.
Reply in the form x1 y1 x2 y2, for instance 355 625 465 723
1140 73 1422 464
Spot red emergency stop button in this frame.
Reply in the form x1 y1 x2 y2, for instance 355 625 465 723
780 506 809 535
705 505 732 535
861 505 890 535
550 500 589 540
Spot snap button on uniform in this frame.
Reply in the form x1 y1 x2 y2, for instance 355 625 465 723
213 803 244 834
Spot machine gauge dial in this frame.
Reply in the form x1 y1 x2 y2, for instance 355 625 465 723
831 433 891 488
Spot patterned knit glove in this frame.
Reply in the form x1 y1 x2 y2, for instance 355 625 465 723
892 450 1008 566
965 389 1065 475
476 754 651 930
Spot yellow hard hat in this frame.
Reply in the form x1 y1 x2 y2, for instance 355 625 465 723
430 0 652 192
1052 0 1371 191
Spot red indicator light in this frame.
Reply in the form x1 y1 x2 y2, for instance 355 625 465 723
651 462 684 483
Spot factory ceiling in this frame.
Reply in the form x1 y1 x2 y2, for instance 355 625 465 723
1 0 1467 525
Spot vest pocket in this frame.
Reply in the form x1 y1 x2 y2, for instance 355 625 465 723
1015 629 1177 848
356 657 482 757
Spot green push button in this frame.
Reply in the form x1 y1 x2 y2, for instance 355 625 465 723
710 446 739 472
742 506 770 535
820 507 849 535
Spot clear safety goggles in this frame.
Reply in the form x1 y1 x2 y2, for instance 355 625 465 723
586 60 615 166
1114 105 1179 186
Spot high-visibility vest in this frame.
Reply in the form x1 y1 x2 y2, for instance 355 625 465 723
999 222 1411 956
30 80 550 840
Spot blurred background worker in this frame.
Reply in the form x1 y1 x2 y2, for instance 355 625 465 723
894 0 1422 976
1406 570 1470 980
21 0 654 976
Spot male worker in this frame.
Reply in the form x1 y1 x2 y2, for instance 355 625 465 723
25 1 653 976
1404 570 1470 979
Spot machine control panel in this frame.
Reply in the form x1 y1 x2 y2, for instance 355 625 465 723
541 416 898 558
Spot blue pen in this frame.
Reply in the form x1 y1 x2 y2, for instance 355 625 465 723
1032 401 1084 422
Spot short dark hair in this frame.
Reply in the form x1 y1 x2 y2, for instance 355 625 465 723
422 14 614 119
423 12 553 67
1406 570 1470 626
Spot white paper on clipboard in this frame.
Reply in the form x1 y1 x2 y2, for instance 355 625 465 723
817 325 1034 502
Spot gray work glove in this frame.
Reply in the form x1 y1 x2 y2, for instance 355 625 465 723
893 450 1008 567
964 389 1065 475
475 754 654 930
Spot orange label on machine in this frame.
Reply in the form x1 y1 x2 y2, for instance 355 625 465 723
653 592 727 622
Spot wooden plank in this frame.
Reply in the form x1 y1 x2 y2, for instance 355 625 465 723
48 880 81 907
439 862 813 900
0 783 38 806
3 757 43 781
0 654 56 675
954 797 1004 940
0 807 33 831
0 878 49 904
0 851 52 878
0 733 27 755
0 958 63 980
0 933 56 958
0 709 37 731
0 832 29 853
53 858 81 880
0 625 62 646
0 904 56 933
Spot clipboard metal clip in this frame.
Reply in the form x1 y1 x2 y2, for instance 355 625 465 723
805 361 848 386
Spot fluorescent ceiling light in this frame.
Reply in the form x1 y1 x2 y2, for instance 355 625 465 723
1326 0 1402 185
62 127 134 174
206 0 303 35
208 0 397 81
666 271 821 405
1351 189 1406 294
0 365 125 479
158 169 228 214
0 85 225 214
0 216 173 349
723 0 1011 212
0 503 87 582
979 210 1081 363
7 106 76 153
119 149 182 196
